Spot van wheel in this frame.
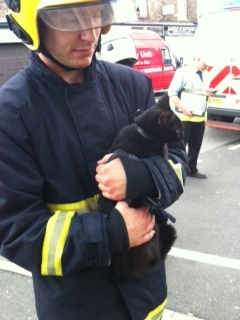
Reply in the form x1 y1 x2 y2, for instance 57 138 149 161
207 114 235 123
215 115 235 123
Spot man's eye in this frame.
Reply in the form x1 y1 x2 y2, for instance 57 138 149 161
58 16 78 25
93 9 101 21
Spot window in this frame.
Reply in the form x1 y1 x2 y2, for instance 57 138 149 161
177 0 187 20
161 49 172 65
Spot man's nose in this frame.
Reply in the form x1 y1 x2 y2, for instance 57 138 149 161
79 27 98 42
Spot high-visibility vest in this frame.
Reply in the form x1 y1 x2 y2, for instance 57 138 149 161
172 68 209 122
174 88 208 122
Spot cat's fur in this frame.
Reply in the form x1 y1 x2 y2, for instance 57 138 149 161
98 94 183 280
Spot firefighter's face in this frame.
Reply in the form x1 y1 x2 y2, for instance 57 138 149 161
41 23 101 69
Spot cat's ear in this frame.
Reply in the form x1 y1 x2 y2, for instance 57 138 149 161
158 111 173 125
156 94 171 111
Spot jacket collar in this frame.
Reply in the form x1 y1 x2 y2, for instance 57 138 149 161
28 51 97 86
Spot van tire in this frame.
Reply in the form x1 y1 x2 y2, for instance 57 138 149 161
215 115 235 123
207 114 235 123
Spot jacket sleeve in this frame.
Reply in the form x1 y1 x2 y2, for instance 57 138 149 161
168 67 186 97
0 99 113 276
141 143 188 209
111 144 188 210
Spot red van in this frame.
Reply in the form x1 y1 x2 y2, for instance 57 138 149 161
129 30 181 94
101 29 181 94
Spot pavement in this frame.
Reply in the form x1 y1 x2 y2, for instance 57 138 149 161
0 256 204 320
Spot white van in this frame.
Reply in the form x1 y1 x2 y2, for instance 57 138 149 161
194 0 240 123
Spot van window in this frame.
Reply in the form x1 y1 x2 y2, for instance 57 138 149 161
161 48 172 65
170 52 181 68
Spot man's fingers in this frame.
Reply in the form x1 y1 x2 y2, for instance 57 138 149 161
97 154 113 164
143 229 156 243
145 213 155 231
144 215 155 238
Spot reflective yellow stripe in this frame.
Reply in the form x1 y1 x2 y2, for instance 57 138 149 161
47 195 99 215
144 298 167 320
41 210 75 276
42 196 100 275
168 160 183 188
175 110 206 122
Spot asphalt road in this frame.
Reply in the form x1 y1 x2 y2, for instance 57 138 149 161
0 125 240 320
165 125 240 320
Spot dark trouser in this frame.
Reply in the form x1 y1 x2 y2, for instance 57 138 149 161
181 121 205 174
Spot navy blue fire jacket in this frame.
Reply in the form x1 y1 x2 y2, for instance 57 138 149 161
0 52 188 320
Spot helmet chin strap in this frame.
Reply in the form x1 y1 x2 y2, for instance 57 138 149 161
38 35 102 73
38 45 78 72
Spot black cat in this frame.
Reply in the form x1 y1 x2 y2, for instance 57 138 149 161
98 94 183 280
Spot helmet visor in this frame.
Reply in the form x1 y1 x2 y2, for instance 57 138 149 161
38 2 135 32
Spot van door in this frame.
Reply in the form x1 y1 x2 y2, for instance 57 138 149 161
130 30 179 94
134 46 176 93
160 48 177 90
133 46 163 92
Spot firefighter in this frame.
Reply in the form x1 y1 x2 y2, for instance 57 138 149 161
0 1 188 319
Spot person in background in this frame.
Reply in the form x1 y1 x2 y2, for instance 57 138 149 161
168 55 214 179
0 0 188 319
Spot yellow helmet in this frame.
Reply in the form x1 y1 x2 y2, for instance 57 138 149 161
4 0 137 51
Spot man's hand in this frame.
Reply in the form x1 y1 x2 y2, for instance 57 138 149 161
182 107 193 116
96 154 126 201
207 88 217 96
115 201 155 248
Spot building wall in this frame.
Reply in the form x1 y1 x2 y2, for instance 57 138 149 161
138 0 197 22
0 1 29 87
0 0 7 18
0 43 30 87
1 0 197 22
